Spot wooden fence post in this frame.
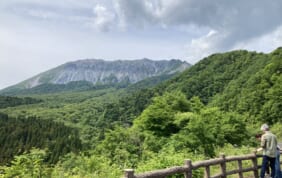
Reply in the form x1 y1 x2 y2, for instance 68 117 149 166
252 151 259 178
184 159 192 178
238 160 243 178
124 169 134 178
220 154 227 178
204 166 210 178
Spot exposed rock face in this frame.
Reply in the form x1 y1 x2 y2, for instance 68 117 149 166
8 58 191 89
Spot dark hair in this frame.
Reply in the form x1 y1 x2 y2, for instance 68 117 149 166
255 133 262 139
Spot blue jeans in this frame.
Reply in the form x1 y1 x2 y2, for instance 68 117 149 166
261 155 276 178
275 152 282 178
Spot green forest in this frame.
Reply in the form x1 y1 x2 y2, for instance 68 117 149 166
0 48 281 178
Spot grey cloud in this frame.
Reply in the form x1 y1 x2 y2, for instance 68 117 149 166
1 0 281 62
1 0 99 26
116 0 282 36
114 0 282 58
114 0 158 28
0 0 96 9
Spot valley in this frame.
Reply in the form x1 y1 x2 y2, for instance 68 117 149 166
0 48 281 177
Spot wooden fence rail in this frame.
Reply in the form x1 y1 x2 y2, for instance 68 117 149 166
124 152 282 178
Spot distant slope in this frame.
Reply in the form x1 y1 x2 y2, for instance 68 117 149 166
209 47 282 123
127 73 177 91
0 59 190 95
1 81 95 95
165 49 265 103
111 47 282 125
0 113 82 164
0 96 42 108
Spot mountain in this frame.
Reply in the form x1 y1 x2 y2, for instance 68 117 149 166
0 59 190 95
119 47 282 125
0 48 281 177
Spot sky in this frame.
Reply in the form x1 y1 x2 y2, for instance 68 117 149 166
1 0 282 89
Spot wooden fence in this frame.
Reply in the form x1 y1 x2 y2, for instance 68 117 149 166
124 152 282 178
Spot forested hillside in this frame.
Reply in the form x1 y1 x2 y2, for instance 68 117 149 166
0 113 82 165
0 48 281 177
0 96 42 108
165 47 282 124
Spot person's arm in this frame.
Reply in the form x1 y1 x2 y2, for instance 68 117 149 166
255 135 266 152
260 135 266 148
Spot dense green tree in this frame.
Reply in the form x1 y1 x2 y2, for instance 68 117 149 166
170 107 248 157
133 92 190 137
1 149 50 178
0 96 42 108
95 126 143 167
0 113 82 165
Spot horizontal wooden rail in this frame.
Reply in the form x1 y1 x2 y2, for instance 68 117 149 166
132 166 188 178
124 151 282 178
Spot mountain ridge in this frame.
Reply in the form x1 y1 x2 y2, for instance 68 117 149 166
0 58 190 95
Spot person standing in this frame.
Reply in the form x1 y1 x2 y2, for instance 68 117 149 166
275 145 282 178
257 124 278 178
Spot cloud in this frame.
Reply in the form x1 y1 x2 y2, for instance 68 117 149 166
184 30 223 62
26 9 61 20
113 0 282 61
91 4 116 31
113 0 159 29
234 25 282 52
1 0 119 32
0 0 96 9
0 0 97 26
6 0 282 49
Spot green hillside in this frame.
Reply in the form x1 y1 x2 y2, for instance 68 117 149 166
0 96 42 108
0 113 82 165
165 48 281 124
0 48 281 177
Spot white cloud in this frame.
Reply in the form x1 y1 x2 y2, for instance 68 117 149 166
91 4 116 31
184 30 225 63
26 9 61 20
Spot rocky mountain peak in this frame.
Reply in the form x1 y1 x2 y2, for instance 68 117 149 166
1 58 190 92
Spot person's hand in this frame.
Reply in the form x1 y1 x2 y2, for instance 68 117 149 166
256 147 263 152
